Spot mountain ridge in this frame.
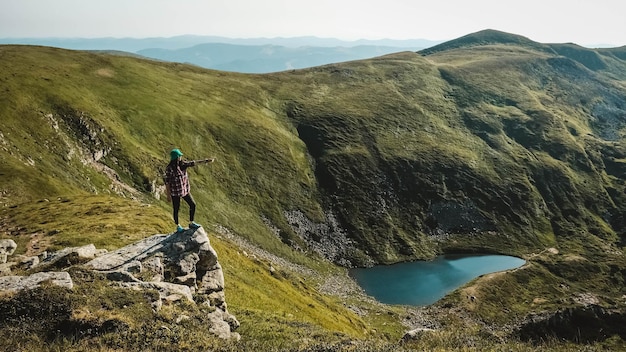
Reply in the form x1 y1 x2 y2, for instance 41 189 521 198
420 29 626 77
419 29 551 55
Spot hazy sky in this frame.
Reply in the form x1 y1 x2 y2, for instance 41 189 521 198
1 0 624 46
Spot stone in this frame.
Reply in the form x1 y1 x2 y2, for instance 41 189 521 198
0 271 73 291
198 262 225 293
37 244 100 268
17 255 40 270
142 256 164 282
0 262 14 276
175 314 190 323
119 281 194 302
208 308 240 340
0 239 17 264
401 328 436 342
207 291 226 309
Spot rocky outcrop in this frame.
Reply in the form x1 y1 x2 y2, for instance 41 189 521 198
84 226 239 339
0 227 239 340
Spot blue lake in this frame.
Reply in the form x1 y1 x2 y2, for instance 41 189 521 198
349 254 526 306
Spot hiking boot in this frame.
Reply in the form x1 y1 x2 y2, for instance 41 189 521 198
176 224 184 233
189 221 201 229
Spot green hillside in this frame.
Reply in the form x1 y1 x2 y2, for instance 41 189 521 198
1 29 626 350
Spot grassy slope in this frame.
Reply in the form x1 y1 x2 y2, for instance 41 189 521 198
1 36 626 350
265 42 626 263
0 45 374 349
420 36 626 252
418 33 626 346
0 45 319 257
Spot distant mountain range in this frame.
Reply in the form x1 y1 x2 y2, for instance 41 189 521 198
0 35 441 51
137 43 425 73
0 35 442 73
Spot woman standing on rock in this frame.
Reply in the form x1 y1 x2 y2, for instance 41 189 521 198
164 148 215 233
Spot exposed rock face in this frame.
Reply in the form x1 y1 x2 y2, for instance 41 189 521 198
284 210 362 267
85 227 239 339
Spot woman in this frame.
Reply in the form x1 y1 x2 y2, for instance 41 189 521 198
164 148 214 233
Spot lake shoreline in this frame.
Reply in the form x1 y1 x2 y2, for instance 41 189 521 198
349 254 526 306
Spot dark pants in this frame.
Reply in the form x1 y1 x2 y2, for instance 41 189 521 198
171 194 196 225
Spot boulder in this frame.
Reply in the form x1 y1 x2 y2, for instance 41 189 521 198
401 327 436 342
208 307 241 341
16 255 40 270
36 243 103 269
0 271 73 291
0 239 17 264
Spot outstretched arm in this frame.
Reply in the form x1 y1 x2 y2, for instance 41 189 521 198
180 158 215 168
195 158 216 164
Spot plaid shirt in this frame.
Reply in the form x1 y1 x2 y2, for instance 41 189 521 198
165 160 195 197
